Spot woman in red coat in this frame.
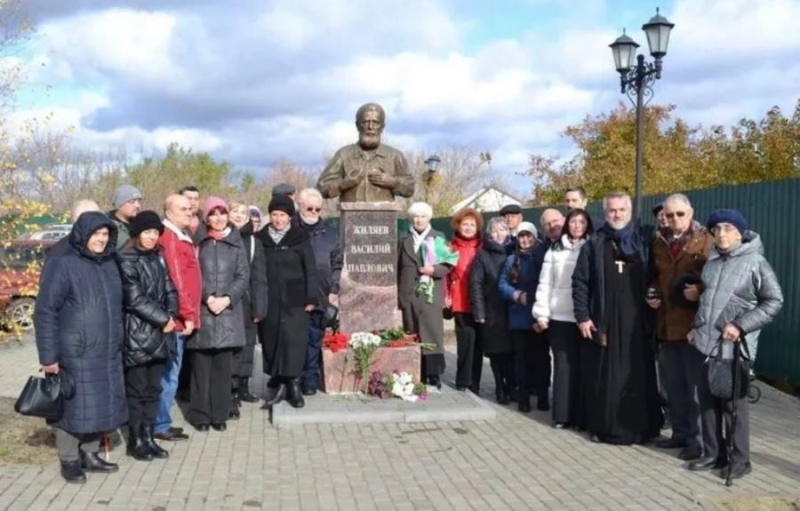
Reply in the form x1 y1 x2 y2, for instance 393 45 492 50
446 208 483 392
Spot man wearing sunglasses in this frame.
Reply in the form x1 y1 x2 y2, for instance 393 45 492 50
295 188 342 396
647 193 714 461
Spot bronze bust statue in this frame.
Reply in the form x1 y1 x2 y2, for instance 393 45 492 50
317 103 415 203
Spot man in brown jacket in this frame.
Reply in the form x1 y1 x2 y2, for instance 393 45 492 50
647 193 713 460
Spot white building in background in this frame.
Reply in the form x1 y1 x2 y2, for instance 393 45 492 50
449 187 524 215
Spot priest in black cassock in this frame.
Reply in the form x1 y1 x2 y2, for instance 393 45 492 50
572 192 663 445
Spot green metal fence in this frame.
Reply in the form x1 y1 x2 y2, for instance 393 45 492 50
419 179 800 385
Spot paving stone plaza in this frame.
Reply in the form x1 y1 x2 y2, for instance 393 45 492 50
1 337 799 510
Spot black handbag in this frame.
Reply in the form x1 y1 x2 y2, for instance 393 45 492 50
14 371 75 421
707 337 750 400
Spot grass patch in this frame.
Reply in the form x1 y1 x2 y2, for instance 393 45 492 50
0 396 57 465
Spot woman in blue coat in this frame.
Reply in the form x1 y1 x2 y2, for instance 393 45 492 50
499 221 549 413
34 212 128 484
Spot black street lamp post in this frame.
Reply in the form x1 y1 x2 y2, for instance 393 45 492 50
609 8 674 219
423 155 440 203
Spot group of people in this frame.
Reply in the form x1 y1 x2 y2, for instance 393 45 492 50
32 176 783 486
34 183 340 484
399 186 782 483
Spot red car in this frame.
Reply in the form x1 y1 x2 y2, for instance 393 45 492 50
0 240 54 331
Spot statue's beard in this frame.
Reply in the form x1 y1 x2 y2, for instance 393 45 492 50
359 133 381 150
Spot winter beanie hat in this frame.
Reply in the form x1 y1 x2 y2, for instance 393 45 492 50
268 194 296 217
707 209 748 235
129 210 164 238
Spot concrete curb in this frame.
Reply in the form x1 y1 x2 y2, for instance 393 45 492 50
272 388 497 429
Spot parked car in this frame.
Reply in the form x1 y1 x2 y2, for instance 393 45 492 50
27 230 68 241
0 241 54 331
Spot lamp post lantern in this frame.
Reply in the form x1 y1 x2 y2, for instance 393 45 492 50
610 8 674 219
423 155 440 203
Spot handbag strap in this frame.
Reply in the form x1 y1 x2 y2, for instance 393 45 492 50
736 333 751 361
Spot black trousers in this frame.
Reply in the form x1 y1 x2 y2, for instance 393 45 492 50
125 361 167 428
422 354 445 377
698 362 750 464
512 330 551 400
488 354 515 393
454 313 483 388
190 348 233 425
232 344 255 387
550 321 583 426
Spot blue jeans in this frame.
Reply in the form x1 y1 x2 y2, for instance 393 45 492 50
660 341 704 448
153 332 185 434
301 324 324 390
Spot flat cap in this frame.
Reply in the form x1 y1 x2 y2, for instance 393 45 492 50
272 183 296 196
499 204 522 216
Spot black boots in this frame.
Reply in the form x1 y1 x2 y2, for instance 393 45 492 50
127 426 153 461
128 425 168 460
142 425 169 459
239 377 259 403
80 451 118 473
60 460 86 484
286 379 305 409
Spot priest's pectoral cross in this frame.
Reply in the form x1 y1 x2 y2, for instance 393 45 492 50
615 260 626 274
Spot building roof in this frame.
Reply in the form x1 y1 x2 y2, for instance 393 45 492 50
449 186 523 215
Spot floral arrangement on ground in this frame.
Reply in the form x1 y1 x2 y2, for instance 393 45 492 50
368 370 427 402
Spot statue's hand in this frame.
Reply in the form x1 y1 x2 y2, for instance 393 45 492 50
368 171 396 189
339 175 361 192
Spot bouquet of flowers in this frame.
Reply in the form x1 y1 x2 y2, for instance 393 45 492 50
323 332 349 353
416 237 459 304
349 332 383 389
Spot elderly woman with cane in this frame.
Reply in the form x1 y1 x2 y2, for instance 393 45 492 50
687 209 782 481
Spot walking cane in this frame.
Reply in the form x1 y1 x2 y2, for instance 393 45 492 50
725 340 742 487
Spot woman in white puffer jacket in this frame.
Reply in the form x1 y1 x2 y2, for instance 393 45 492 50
533 209 593 429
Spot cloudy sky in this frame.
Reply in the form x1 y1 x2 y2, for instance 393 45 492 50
12 0 800 197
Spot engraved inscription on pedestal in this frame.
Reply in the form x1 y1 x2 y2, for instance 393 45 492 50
338 202 402 334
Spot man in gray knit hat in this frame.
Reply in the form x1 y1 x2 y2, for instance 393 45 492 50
109 184 143 248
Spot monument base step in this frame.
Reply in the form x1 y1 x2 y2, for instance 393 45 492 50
270 384 496 428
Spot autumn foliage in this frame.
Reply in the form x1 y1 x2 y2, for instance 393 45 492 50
526 101 800 205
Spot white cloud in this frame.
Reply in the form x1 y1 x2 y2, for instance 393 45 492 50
10 0 800 200
39 9 190 91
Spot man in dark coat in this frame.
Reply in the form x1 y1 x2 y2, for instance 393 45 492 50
34 212 128 483
572 192 662 445
108 184 142 249
257 195 320 408
295 188 342 396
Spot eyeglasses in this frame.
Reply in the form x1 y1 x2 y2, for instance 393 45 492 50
712 224 738 235
305 207 322 213
665 211 686 219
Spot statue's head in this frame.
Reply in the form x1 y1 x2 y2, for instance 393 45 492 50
355 103 385 150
